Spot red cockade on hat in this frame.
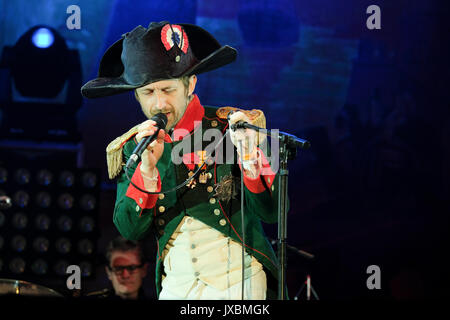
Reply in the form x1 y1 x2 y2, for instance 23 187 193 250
161 24 189 54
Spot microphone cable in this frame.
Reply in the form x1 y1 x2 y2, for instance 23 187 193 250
125 119 249 300
124 130 231 195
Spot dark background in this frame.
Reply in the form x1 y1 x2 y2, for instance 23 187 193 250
0 0 449 300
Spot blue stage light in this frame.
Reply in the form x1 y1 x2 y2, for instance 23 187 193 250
31 28 54 48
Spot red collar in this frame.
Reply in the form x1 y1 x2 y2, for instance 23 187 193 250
165 94 204 143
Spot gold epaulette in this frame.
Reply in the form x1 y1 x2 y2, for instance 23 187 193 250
216 106 267 145
106 124 140 179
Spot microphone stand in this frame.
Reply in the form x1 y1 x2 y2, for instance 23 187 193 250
269 238 315 260
232 122 310 300
293 275 320 301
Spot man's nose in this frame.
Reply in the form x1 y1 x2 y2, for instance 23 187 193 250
154 91 166 110
121 269 131 278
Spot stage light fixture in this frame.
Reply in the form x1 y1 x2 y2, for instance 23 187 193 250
80 261 92 277
9 257 26 274
11 235 26 252
0 211 5 227
55 238 71 254
35 213 51 231
81 172 98 188
0 167 8 183
0 167 100 280
77 239 94 255
36 169 53 186
13 190 30 208
0 25 82 141
31 258 48 275
31 28 54 49
57 193 74 210
35 191 52 208
80 194 96 211
12 212 28 229
14 168 31 185
54 260 69 276
79 216 95 233
33 237 50 253
57 215 73 232
59 171 75 188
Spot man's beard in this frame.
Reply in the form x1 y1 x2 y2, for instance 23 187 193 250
143 93 192 131
162 94 192 131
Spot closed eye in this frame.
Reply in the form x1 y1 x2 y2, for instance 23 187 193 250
139 87 175 95
162 88 176 93
140 89 154 95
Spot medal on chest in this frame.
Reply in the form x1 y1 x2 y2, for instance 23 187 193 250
213 173 239 203
185 150 212 189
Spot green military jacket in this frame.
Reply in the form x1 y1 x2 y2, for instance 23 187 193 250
109 100 282 299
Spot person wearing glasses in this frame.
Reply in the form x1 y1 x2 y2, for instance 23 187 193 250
96 236 149 300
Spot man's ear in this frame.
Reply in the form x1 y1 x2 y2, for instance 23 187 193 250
134 89 140 102
105 266 113 280
188 75 197 96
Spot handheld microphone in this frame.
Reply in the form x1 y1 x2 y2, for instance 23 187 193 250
125 113 168 170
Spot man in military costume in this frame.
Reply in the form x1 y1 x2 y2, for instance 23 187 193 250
81 21 282 300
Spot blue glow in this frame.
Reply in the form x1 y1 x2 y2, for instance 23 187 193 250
31 28 54 48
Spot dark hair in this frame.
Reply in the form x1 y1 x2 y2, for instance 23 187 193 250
105 236 145 265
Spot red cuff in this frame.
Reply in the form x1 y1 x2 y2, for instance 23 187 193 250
240 148 276 194
125 163 161 209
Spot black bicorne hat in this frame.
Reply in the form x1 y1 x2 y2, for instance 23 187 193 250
81 21 237 98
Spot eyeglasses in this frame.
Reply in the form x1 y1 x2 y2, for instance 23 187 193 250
108 264 144 275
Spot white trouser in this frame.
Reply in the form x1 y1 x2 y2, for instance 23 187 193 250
159 269 267 300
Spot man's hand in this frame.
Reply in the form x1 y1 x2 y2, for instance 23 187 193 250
228 111 257 159
135 119 165 176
